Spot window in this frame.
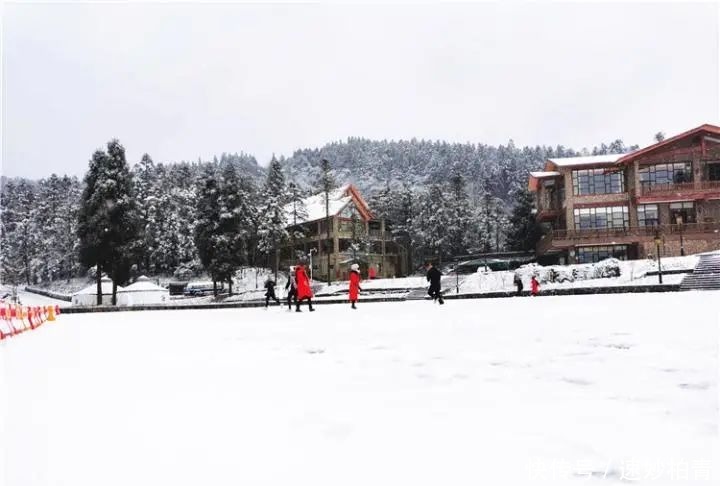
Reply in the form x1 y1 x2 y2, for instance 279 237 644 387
573 206 629 230
318 219 333 235
576 245 629 264
639 162 692 187
708 162 720 181
669 202 696 224
637 204 659 227
572 169 625 195
320 239 333 253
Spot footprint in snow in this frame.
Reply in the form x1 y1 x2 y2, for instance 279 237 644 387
562 377 593 386
678 382 709 390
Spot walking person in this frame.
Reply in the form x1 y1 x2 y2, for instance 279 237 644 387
530 275 540 297
425 261 444 304
264 277 280 308
349 263 362 309
295 263 315 312
514 272 524 296
285 266 298 311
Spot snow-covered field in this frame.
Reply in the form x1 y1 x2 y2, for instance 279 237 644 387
2 292 717 485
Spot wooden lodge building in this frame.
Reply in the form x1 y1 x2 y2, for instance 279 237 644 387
280 184 407 280
529 124 720 264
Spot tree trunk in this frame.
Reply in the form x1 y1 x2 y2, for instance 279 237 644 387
274 248 279 283
213 280 217 297
381 219 386 278
96 264 102 306
112 280 117 306
228 278 233 296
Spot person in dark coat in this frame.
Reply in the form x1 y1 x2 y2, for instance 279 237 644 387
513 273 523 296
285 266 298 311
425 261 444 304
264 278 280 308
530 275 540 296
349 263 362 309
295 263 315 312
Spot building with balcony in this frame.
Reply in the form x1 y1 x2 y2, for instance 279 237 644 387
280 184 407 280
529 124 720 264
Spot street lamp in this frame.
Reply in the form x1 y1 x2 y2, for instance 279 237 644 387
675 215 685 256
654 230 663 284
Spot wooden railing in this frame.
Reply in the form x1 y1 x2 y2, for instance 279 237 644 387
639 180 720 196
547 222 720 241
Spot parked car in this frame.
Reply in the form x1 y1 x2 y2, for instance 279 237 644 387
184 281 224 296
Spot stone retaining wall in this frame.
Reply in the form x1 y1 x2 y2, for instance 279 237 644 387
24 287 72 302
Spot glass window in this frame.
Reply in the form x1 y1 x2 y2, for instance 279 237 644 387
639 162 692 187
669 202 696 224
572 169 625 196
576 245 629 263
637 204 659 227
573 206 629 230
708 162 720 181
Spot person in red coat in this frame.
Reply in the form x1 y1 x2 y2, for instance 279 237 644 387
530 275 540 296
294 263 315 312
349 263 362 309
368 265 376 280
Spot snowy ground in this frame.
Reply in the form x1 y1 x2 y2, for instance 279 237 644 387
456 254 703 295
2 292 717 485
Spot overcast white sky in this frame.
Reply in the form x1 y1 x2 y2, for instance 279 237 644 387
2 1 719 179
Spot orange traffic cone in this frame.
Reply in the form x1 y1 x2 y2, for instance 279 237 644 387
47 305 56 322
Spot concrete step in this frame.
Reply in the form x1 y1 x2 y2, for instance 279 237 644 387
679 255 720 290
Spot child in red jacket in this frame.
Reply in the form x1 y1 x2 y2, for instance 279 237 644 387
530 276 540 296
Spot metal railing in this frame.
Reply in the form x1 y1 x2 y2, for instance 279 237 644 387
639 180 720 196
547 222 720 241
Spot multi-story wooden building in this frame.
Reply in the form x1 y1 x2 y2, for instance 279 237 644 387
529 124 720 264
281 184 407 280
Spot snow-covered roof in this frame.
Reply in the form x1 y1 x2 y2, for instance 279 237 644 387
529 171 561 178
284 184 370 224
74 279 123 296
547 154 625 168
119 276 167 293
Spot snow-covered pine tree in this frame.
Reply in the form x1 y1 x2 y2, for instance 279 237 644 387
132 153 160 274
78 149 114 303
286 181 308 260
506 188 543 252
77 140 142 304
349 208 370 263
446 170 472 257
214 161 249 295
0 178 29 285
476 191 497 253
105 140 142 303
393 183 417 272
417 184 450 264
57 175 82 282
257 156 289 281
194 164 222 293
